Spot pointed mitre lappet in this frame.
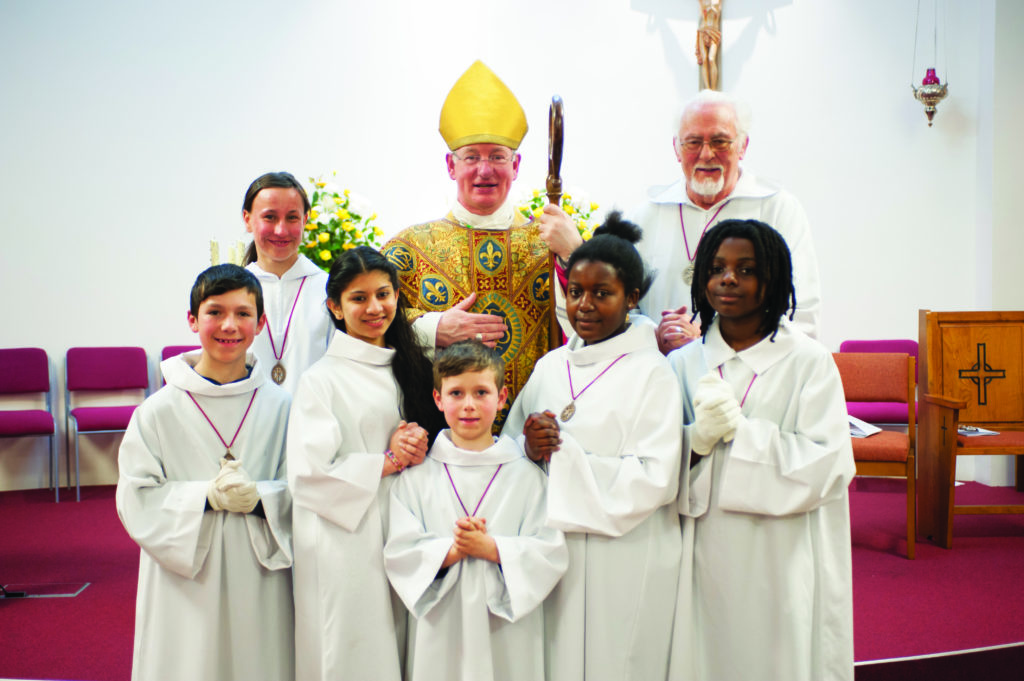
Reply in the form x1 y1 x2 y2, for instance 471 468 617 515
439 60 528 151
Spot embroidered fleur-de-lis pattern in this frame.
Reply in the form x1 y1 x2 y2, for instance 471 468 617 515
381 212 554 419
477 239 503 272
421 277 450 306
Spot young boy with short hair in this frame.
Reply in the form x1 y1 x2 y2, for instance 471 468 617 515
116 264 295 681
384 341 568 681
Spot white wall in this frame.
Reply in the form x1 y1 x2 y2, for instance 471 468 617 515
0 0 1018 491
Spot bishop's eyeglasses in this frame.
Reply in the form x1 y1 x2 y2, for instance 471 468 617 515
451 151 515 166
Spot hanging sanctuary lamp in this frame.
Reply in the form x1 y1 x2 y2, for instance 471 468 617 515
911 0 948 127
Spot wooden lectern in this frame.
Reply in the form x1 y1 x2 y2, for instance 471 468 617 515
918 310 1024 548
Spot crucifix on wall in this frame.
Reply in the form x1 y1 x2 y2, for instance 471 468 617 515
697 0 722 91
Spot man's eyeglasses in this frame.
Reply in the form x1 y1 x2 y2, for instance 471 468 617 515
678 137 735 153
452 152 515 166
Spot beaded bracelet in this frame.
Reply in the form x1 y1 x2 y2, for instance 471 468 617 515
384 449 404 472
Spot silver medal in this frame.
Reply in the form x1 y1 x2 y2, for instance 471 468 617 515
682 262 695 286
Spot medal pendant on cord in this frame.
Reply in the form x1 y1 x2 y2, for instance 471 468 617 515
561 353 628 423
187 390 259 463
271 362 286 385
679 203 727 286
266 276 308 385
682 262 695 285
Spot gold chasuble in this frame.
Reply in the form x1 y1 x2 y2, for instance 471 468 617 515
383 211 552 424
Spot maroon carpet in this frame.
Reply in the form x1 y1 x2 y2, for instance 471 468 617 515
850 478 1024 661
1 481 1023 680
0 486 136 681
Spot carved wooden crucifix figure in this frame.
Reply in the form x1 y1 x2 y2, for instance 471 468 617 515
697 0 722 90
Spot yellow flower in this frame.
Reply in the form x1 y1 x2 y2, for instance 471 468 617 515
317 232 330 244
532 189 542 198
310 209 319 220
582 229 593 241
354 230 363 239
334 197 343 205
373 226 383 237
304 222 316 231
343 243 356 250
344 189 351 197
304 241 316 249
563 192 572 202
315 181 326 189
579 220 588 230
342 221 355 233
565 204 576 215
370 213 377 221
318 249 332 261
590 202 599 212
336 208 351 220
532 208 543 218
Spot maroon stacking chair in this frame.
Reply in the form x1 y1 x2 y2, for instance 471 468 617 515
160 345 200 385
839 339 919 424
161 345 200 361
65 347 149 501
0 348 59 501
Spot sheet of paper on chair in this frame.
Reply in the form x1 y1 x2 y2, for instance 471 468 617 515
957 425 1000 436
848 415 882 438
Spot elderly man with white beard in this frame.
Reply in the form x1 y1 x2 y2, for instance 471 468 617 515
630 89 822 353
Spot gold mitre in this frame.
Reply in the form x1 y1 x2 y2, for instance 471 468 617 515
439 60 528 151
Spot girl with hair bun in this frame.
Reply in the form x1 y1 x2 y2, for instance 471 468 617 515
503 211 684 680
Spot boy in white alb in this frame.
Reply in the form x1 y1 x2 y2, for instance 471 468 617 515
384 341 568 681
116 264 294 681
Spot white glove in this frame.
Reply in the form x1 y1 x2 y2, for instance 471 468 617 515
693 373 734 409
220 480 260 514
690 374 742 455
708 396 744 443
207 479 231 511
207 458 260 513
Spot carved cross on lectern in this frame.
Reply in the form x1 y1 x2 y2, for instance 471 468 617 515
957 343 1006 406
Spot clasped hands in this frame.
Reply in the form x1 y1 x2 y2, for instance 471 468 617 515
657 305 701 355
207 458 260 513
384 421 429 476
690 373 743 455
443 516 500 566
523 410 561 462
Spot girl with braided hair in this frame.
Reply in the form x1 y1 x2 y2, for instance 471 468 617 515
668 219 855 681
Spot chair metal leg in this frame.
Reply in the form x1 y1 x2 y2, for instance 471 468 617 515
51 433 59 503
74 429 81 503
64 422 72 490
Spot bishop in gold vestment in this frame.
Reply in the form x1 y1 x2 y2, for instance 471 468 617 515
383 61 580 422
